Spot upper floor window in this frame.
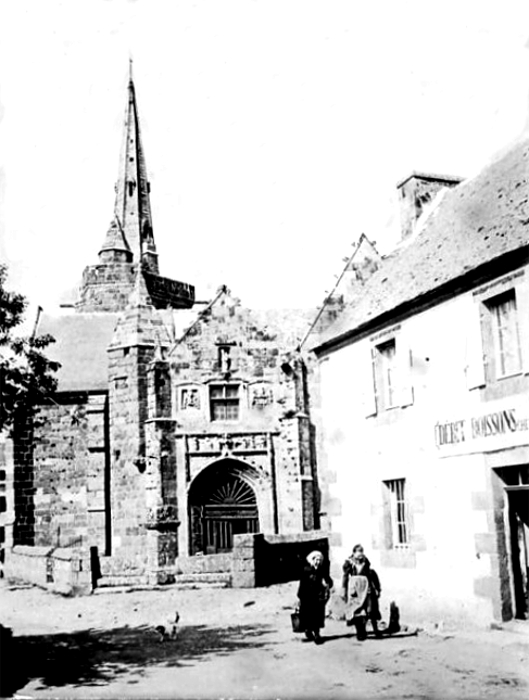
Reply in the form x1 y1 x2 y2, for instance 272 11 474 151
485 290 522 379
374 339 398 410
363 331 414 417
210 384 239 421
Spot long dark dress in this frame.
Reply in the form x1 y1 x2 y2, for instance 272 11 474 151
297 563 334 633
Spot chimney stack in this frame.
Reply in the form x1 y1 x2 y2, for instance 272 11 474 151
396 172 462 240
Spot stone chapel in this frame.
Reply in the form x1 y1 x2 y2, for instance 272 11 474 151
4 70 324 589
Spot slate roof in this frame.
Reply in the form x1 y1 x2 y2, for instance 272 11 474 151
39 312 120 392
39 307 202 393
314 136 529 352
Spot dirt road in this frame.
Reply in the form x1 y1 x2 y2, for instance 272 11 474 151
0 580 527 699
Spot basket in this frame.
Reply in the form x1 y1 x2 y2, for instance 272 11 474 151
290 611 303 633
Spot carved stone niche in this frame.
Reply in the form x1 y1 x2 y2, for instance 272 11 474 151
144 505 180 531
178 385 202 411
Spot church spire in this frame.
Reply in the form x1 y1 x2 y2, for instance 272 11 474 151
101 64 159 274
77 66 195 313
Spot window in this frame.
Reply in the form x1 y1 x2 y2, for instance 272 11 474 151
486 290 522 379
374 339 398 410
209 384 240 421
384 479 409 547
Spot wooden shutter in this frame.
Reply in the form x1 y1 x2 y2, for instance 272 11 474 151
516 279 529 375
398 339 414 407
465 300 487 390
362 346 378 417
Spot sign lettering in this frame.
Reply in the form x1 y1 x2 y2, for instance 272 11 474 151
435 403 529 453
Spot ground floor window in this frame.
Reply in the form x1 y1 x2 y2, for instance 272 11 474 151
384 478 409 547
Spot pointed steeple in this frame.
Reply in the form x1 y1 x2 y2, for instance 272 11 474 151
76 66 195 313
101 62 159 274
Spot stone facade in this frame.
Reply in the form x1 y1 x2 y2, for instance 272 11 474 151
4 72 326 591
6 287 321 587
168 291 319 563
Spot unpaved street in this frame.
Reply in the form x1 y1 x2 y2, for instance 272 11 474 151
0 580 528 699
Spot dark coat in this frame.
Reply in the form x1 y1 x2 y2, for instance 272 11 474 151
297 563 334 632
342 557 381 622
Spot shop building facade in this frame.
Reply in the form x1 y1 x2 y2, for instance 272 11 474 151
312 147 529 626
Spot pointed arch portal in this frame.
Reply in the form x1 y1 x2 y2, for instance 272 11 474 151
188 460 260 555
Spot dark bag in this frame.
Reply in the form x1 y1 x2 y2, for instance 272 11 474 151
291 611 303 633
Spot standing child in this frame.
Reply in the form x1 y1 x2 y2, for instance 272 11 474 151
342 544 381 640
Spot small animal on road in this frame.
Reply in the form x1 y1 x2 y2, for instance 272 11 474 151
154 611 180 642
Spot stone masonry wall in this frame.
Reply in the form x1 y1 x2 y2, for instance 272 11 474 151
18 395 109 553
76 264 136 312
5 545 91 595
107 344 153 578
12 414 35 546
170 293 318 546
143 359 179 584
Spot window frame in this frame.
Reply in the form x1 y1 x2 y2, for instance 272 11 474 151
485 289 522 380
383 478 410 548
209 383 241 422
372 337 399 412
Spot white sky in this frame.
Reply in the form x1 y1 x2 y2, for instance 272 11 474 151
1 0 529 318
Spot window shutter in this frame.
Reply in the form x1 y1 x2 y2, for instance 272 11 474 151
398 343 414 407
362 346 378 417
517 281 529 374
465 302 487 389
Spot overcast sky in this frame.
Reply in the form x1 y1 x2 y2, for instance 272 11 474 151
1 0 529 319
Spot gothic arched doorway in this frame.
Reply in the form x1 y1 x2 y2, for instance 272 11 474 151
188 460 260 555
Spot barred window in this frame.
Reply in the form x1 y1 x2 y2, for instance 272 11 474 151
384 478 409 547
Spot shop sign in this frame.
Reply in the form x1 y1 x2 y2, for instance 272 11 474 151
434 397 529 456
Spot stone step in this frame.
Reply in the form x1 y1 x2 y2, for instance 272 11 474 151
96 575 146 588
173 572 231 585
93 572 231 593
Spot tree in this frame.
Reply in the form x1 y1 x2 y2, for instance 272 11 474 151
0 264 60 432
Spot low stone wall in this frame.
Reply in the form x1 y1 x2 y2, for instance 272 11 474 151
4 533 330 593
4 545 92 595
175 553 232 575
232 531 330 588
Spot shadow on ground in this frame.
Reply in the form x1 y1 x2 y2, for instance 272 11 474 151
0 622 273 697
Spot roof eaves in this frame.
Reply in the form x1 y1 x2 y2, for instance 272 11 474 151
312 245 529 357
395 171 465 189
